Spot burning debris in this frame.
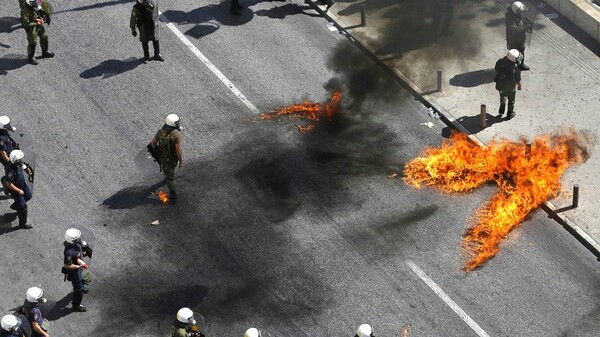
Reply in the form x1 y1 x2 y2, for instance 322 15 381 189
260 91 341 132
157 191 170 204
404 130 592 271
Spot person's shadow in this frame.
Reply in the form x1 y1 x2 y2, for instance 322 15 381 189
441 113 505 137
80 58 141 79
0 54 29 75
42 293 74 321
449 69 495 88
255 3 321 19
101 180 166 209
0 211 20 235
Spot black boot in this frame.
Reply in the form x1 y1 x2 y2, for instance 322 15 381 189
28 44 38 65
142 42 150 64
507 111 516 120
230 0 242 15
40 37 54 58
498 104 505 116
1 176 8 196
18 208 32 229
169 191 177 205
152 40 164 61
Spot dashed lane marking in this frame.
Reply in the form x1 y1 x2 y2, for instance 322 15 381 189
159 13 261 115
407 260 491 337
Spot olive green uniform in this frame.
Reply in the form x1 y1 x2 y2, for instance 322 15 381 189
130 0 162 61
155 127 181 196
21 1 53 62
171 322 188 337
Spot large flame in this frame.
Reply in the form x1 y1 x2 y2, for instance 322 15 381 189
157 191 169 204
260 91 341 131
404 130 591 271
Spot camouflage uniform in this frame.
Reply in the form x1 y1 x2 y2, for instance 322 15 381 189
130 0 163 62
21 0 54 64
505 7 529 69
155 126 181 199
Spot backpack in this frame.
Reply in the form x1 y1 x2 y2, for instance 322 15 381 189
158 130 175 165
495 66 516 91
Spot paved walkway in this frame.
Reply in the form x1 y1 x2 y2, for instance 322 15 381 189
312 0 600 253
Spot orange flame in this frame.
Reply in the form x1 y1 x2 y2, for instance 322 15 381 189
401 324 410 337
260 91 341 131
157 191 169 204
404 130 591 271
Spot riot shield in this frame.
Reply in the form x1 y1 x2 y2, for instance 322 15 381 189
521 1 538 47
79 226 96 263
12 312 32 337
190 312 206 337
10 127 35 195
134 147 160 177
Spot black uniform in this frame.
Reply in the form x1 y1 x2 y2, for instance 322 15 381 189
64 241 86 310
5 161 32 227
494 56 521 119
505 8 529 68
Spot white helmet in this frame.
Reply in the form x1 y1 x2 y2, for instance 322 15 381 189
244 328 262 337
26 0 42 10
176 307 196 325
506 49 520 62
0 116 16 132
65 228 82 243
26 287 47 303
1 314 20 332
165 114 180 128
511 1 526 13
9 150 24 165
356 323 374 337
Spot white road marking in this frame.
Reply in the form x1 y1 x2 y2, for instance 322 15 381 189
159 13 261 115
407 260 491 337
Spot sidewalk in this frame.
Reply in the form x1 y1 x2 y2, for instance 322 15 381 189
314 0 600 254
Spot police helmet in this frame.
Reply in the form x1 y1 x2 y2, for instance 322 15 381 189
244 328 262 337
26 0 42 10
176 308 196 325
511 1 526 14
9 150 24 165
0 116 16 132
26 287 47 304
1 314 20 332
165 114 180 129
506 49 520 62
356 323 374 337
65 228 82 244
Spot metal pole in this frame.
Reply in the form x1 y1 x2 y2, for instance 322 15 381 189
573 184 579 208
480 104 486 128
437 70 442 93
360 4 366 27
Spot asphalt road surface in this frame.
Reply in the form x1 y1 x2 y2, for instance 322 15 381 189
1 0 600 336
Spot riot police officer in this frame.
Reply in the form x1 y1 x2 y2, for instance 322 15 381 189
1 315 24 337
355 323 375 337
148 114 182 203
5 150 33 229
0 116 17 171
21 0 54 65
63 228 89 312
130 0 163 63
20 287 49 337
172 308 199 337
505 1 530 70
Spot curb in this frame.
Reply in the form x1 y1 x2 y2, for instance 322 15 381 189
305 0 600 262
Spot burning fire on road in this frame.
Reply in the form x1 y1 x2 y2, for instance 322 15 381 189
404 130 592 271
260 91 342 132
157 191 170 204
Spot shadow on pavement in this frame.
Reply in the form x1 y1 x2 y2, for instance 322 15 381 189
255 3 321 19
44 294 74 321
0 54 29 75
0 16 21 35
442 113 505 137
79 58 141 79
0 212 19 235
449 68 495 88
101 180 166 209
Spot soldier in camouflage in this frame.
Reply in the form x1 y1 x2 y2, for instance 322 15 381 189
130 0 164 64
20 0 54 65
148 114 182 203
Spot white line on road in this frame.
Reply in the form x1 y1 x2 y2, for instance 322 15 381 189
406 260 491 337
159 13 261 115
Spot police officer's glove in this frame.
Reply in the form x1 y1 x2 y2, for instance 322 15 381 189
132 30 137 37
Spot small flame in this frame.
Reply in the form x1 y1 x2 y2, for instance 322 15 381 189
401 324 410 337
404 130 591 271
388 172 398 179
157 191 169 204
260 91 341 131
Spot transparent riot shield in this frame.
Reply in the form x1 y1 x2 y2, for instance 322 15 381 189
79 226 96 263
12 312 32 337
134 147 161 177
522 1 538 47
9 127 35 195
190 312 206 337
